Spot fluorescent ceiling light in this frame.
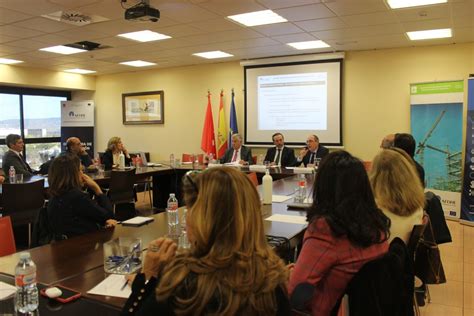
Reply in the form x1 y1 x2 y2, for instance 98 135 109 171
120 60 156 67
192 51 234 59
0 58 23 64
287 40 330 50
387 0 447 9
64 68 96 74
117 30 171 42
407 28 452 40
227 10 287 27
39 45 87 55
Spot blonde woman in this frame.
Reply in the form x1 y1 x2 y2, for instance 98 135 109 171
102 136 131 170
370 148 425 243
122 167 290 315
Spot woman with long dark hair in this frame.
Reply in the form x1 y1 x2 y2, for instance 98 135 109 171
47 154 117 238
288 150 390 315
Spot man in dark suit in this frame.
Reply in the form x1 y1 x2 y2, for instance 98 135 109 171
2 134 35 176
295 134 329 167
220 133 254 165
394 133 425 187
264 133 296 167
66 137 94 168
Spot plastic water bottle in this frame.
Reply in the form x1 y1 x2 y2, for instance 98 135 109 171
263 169 273 205
9 166 16 183
169 153 175 167
14 252 38 314
118 152 125 169
298 174 307 203
167 193 179 226
179 209 190 249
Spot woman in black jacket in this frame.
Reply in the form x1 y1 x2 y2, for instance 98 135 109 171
102 136 132 170
47 154 117 238
122 167 290 315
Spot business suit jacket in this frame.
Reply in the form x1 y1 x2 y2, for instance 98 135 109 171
300 145 329 167
102 150 132 170
2 150 34 176
220 146 254 164
264 147 296 167
47 189 114 238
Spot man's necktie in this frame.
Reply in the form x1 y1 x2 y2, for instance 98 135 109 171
275 149 281 165
309 152 315 164
19 154 32 172
231 150 238 162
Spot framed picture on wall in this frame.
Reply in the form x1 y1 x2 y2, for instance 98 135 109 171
122 90 164 125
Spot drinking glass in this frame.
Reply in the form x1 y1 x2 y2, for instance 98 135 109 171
103 237 142 274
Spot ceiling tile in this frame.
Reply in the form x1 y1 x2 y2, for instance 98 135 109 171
256 0 320 10
0 8 32 25
313 23 404 40
0 25 45 38
181 28 263 44
0 0 63 15
275 4 336 21
324 0 388 16
191 18 243 32
156 2 220 23
252 22 304 36
150 24 206 38
295 17 347 32
196 0 266 15
392 4 450 22
12 17 77 32
74 1 127 20
271 32 318 44
340 11 398 27
401 18 452 32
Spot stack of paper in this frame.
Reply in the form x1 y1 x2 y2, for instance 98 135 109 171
88 274 131 298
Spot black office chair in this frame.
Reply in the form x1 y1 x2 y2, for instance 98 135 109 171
2 179 45 248
407 216 429 316
108 169 137 214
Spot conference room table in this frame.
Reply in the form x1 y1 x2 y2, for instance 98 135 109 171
0 175 311 314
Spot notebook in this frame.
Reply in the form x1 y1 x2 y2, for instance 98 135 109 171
121 216 154 227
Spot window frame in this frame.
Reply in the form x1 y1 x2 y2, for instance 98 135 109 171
0 86 71 160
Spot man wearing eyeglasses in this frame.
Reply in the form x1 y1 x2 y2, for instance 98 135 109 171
220 133 253 165
296 134 329 167
65 137 93 168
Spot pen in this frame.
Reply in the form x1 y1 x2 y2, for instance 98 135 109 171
121 279 129 291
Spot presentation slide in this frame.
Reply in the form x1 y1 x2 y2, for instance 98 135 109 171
244 57 342 146
258 72 328 130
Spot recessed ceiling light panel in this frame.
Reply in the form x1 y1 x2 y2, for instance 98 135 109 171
117 30 171 42
39 45 87 55
387 0 447 9
407 28 452 40
287 40 330 50
64 68 96 74
0 58 23 64
227 10 287 27
119 60 156 67
192 51 234 59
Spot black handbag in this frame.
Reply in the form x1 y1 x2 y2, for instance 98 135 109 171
414 216 446 284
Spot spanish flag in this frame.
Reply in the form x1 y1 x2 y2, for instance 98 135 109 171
216 90 228 158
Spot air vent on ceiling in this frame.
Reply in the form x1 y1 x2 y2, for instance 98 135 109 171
66 41 111 51
42 10 109 26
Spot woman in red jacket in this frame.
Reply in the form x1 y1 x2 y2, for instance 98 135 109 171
288 150 390 315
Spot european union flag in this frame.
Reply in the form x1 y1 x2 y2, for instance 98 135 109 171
228 90 238 148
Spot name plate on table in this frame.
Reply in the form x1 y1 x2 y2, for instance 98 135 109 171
208 163 222 168
287 167 314 174
249 165 267 172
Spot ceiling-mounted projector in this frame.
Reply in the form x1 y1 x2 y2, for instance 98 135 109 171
124 2 160 22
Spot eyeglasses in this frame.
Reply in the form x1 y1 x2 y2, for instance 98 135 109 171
185 170 201 192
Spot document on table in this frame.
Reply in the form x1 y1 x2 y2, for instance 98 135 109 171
88 274 131 298
272 195 292 203
0 281 16 299
121 216 154 227
265 214 307 225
